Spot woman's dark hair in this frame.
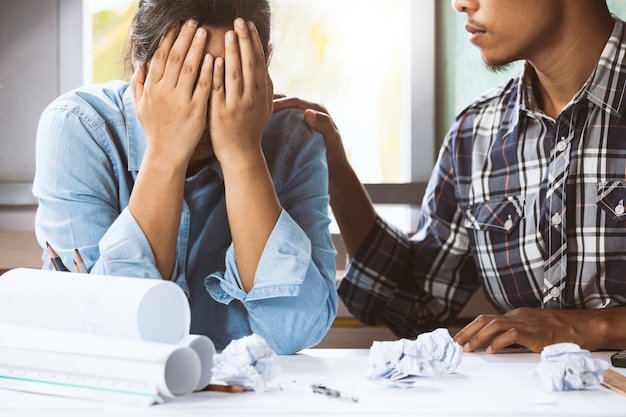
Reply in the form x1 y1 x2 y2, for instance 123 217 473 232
124 0 271 76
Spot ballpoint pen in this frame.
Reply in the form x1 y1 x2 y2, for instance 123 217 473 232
311 384 359 403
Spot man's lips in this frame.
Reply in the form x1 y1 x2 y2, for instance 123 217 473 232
465 22 487 43
465 22 487 33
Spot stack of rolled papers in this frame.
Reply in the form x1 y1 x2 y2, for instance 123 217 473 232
211 333 281 392
532 342 609 391
0 268 216 405
367 328 462 388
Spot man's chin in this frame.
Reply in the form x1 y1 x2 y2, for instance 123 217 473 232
482 57 517 74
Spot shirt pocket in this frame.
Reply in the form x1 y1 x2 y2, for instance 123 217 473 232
464 195 525 234
597 181 626 224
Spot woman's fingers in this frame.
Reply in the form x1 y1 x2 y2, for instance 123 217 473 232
130 64 146 104
144 20 207 92
176 26 209 93
211 56 226 106
159 20 201 87
244 20 267 91
143 27 177 86
224 19 268 100
224 27 243 99
131 20 215 165
191 53 214 104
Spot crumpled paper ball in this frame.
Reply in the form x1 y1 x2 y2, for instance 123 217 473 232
211 333 282 392
367 328 462 388
532 342 609 391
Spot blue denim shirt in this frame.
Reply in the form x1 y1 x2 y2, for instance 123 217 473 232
33 80 337 354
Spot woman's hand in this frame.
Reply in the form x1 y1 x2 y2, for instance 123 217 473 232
128 20 213 280
208 18 273 166
131 20 213 169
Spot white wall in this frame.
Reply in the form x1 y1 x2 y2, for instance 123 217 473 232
0 0 83 231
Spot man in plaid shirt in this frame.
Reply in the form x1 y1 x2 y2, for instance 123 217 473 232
275 0 626 353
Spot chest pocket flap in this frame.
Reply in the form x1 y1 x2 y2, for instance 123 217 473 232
465 195 525 234
597 181 626 223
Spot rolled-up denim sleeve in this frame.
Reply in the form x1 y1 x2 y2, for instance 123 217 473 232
204 110 338 354
205 210 336 354
206 210 311 301
93 208 159 278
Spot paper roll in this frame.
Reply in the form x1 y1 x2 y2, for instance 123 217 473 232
0 323 201 402
0 268 190 343
179 334 216 391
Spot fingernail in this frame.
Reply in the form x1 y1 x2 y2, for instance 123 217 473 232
463 343 470 352
187 19 197 27
227 31 235 42
235 18 245 29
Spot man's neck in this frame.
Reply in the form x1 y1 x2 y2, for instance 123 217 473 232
529 10 614 119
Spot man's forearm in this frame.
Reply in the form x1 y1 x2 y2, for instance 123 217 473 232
329 164 376 259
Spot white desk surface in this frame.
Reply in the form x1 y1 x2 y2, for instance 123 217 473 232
1 348 625 417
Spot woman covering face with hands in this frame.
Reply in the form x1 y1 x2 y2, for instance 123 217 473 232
130 15 275 291
33 0 337 354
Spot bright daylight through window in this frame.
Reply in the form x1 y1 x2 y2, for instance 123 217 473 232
83 0 414 232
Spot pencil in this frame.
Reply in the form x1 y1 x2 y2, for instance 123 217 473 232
46 241 70 272
74 248 87 273
603 369 626 397
204 384 245 393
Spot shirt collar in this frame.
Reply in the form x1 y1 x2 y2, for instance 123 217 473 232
518 16 626 119
585 16 626 118
121 86 224 180
518 63 536 116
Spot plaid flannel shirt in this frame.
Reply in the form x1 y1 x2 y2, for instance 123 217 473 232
338 17 626 338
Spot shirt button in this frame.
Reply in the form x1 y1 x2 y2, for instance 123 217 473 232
616 201 625 216
556 139 567 153
551 213 562 226
549 287 561 299
504 216 513 231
